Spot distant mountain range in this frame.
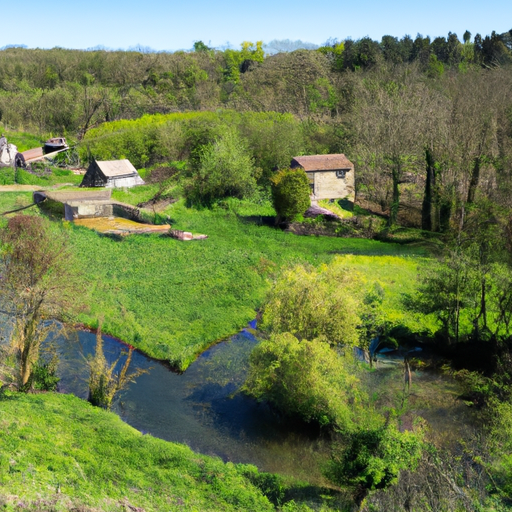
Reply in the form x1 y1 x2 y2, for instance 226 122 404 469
0 39 320 54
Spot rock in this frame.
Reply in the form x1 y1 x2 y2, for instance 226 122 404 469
168 229 207 241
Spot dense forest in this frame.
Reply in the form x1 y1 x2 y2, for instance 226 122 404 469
2 28 512 511
2 29 512 226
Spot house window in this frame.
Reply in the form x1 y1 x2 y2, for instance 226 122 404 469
336 169 349 179
306 172 315 194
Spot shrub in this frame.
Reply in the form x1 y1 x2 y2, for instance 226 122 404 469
261 261 362 346
326 423 424 507
32 355 60 391
270 168 311 222
184 127 257 205
243 332 362 427
87 322 148 409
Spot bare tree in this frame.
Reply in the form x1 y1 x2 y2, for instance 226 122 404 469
350 66 439 225
0 216 79 390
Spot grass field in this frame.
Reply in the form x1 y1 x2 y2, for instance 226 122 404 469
0 391 274 511
68 199 430 369
0 191 431 369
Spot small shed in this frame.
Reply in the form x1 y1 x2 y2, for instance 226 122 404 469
291 154 355 204
80 159 144 188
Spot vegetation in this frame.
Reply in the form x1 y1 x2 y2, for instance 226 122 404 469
2 26 512 511
0 215 78 389
62 198 422 370
260 261 362 346
243 333 362 427
244 256 427 507
410 202 512 344
327 423 424 508
0 391 276 511
184 127 257 205
87 321 148 409
270 168 311 223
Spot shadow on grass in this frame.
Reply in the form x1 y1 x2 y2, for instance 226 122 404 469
237 215 279 228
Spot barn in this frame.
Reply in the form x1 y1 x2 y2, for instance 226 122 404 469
290 154 355 204
80 159 144 188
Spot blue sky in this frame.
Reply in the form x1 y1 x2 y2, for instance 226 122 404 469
2 0 511 51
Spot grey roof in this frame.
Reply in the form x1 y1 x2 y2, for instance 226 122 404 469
96 159 139 178
291 154 353 171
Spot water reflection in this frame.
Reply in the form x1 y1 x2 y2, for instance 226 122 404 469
55 327 331 484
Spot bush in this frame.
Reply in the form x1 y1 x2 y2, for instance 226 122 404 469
243 332 362 427
326 423 424 506
261 261 362 346
270 168 311 222
185 127 257 205
32 356 60 391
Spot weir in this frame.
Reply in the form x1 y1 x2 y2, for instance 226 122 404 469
33 189 157 223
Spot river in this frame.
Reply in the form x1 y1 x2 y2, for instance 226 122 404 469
55 324 332 484
37 321 478 485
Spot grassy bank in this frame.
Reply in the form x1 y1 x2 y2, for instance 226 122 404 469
0 191 431 369
0 391 274 511
66 198 430 369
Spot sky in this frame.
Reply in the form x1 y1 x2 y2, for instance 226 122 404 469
2 0 511 52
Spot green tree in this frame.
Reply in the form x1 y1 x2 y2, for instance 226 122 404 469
326 422 424 509
193 40 212 53
223 41 264 84
411 202 512 344
270 168 311 223
243 332 362 427
0 216 79 390
317 40 345 70
185 127 257 205
380 35 407 64
261 260 361 346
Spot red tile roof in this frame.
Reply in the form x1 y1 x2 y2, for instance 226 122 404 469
291 154 353 171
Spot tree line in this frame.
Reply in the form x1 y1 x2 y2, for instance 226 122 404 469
0 29 510 136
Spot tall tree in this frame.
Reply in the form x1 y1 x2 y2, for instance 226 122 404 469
0 216 80 389
184 127 256 205
350 66 436 225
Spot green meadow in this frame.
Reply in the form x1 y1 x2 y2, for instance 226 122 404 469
0 191 430 369
0 391 274 511
69 199 429 369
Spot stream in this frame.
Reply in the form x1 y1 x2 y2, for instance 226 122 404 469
54 324 332 484
27 321 479 485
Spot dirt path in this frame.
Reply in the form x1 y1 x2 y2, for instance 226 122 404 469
0 184 75 192
0 185 42 192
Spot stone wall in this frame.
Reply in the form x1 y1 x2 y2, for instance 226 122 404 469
311 170 355 203
64 201 113 221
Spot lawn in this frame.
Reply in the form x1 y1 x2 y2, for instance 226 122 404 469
66 198 429 369
0 391 273 511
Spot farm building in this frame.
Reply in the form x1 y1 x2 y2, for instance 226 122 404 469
80 159 144 188
290 154 355 204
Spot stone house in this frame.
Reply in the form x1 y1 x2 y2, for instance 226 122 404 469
290 154 355 204
80 159 144 188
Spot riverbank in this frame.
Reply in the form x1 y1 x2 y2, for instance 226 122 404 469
68 198 433 370
0 391 277 511
0 186 431 371
56 327 334 484
0 191 433 370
